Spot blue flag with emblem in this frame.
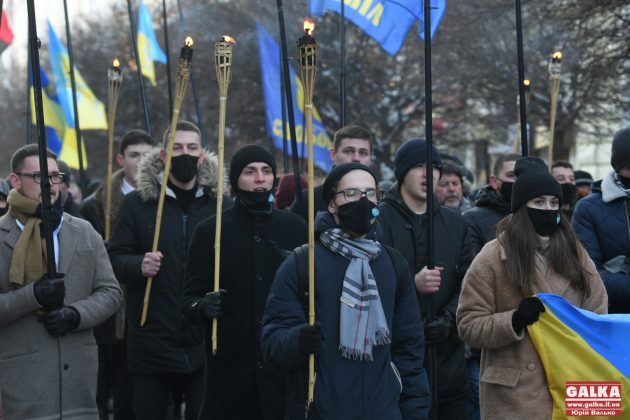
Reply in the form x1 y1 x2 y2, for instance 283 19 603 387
257 23 333 172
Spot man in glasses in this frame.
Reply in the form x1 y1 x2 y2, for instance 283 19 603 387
0 144 122 419
262 162 430 418
378 139 474 419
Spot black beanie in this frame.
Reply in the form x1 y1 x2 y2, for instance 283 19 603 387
511 157 562 212
394 139 443 185
610 127 630 172
229 145 276 191
574 170 593 187
322 162 378 204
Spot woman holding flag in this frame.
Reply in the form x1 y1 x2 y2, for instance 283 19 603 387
456 156 608 419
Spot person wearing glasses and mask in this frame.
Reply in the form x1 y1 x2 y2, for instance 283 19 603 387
0 144 122 419
378 139 474 420
261 162 431 419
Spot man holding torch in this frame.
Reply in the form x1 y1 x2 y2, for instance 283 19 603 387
0 144 122 419
107 121 232 420
183 144 307 419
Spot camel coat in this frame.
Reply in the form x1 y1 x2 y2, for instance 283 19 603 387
456 238 607 420
0 213 122 420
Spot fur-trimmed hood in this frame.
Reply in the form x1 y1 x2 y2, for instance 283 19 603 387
599 169 630 203
135 148 225 202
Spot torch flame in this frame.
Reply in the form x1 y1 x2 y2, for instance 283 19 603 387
523 79 530 87
185 36 194 47
552 51 562 60
221 35 237 44
112 58 120 70
303 18 315 35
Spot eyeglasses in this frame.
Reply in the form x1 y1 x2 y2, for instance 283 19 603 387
16 172 66 185
335 188 383 203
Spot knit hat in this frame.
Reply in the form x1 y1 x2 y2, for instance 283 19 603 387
229 145 276 191
610 127 630 172
574 170 593 187
511 157 562 212
322 162 378 204
275 173 307 209
394 139 442 185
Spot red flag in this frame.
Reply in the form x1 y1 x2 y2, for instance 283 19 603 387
1 11 14 54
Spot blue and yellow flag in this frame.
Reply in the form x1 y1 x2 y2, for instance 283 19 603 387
29 65 87 169
47 22 107 131
137 0 167 86
309 0 446 56
529 294 630 419
257 23 333 172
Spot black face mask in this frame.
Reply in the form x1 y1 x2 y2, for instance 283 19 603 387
499 181 514 203
0 207 7 217
170 154 200 183
560 183 576 206
336 196 379 236
618 174 630 190
238 189 274 212
527 207 561 237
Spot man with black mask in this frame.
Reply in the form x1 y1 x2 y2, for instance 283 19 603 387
378 139 473 420
182 145 307 420
108 120 233 420
551 160 577 219
463 152 519 255
573 127 630 314
261 163 430 419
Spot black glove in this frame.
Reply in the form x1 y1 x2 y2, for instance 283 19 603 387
297 323 322 356
39 306 80 336
512 297 545 333
33 273 65 310
424 316 452 345
195 289 227 323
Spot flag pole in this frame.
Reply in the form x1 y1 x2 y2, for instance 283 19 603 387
62 0 88 193
26 35 33 144
280 47 289 173
276 0 303 214
339 0 346 126
162 0 173 120
176 0 207 148
423 0 438 418
127 0 153 136
514 0 528 157
26 0 56 276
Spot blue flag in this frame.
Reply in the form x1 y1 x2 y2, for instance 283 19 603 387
310 0 446 55
257 23 333 172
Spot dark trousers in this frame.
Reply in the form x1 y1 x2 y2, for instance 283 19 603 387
131 369 204 420
97 341 134 420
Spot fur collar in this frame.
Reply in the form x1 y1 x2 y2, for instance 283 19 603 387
135 149 224 202
601 170 630 203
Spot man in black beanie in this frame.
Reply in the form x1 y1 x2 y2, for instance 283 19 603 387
378 139 473 419
182 144 307 420
573 126 630 314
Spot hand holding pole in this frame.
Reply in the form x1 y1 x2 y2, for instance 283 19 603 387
106 59 123 240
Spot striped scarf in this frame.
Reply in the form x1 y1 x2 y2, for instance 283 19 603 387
320 228 390 361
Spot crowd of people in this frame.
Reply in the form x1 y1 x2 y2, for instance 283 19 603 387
0 122 628 420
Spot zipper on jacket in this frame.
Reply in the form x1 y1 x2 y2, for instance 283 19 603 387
181 214 188 261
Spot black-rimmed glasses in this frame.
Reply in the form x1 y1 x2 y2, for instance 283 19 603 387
16 172 66 185
334 188 383 203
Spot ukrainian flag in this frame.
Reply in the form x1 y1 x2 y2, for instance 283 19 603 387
47 22 107 132
29 66 87 169
529 294 630 420
137 0 167 86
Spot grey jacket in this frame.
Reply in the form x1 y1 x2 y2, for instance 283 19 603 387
0 212 122 420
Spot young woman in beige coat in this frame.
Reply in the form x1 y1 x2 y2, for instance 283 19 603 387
457 157 608 420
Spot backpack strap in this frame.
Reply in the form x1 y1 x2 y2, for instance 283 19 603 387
294 244 310 317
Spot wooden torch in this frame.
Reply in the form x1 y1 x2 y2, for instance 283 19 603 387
548 51 562 166
106 58 122 240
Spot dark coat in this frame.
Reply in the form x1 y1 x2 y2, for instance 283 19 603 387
261 212 431 420
377 185 473 403
462 185 511 255
289 184 325 221
182 199 307 420
572 171 630 313
107 149 232 374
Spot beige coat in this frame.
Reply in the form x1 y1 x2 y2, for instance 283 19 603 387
457 238 607 420
0 213 122 420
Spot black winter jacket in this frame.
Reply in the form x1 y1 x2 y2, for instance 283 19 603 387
107 149 232 374
182 199 307 420
462 185 511 255
377 185 473 403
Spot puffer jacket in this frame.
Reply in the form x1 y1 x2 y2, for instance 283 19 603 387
572 170 630 313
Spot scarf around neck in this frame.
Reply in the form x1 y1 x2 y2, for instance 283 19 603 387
319 228 390 361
